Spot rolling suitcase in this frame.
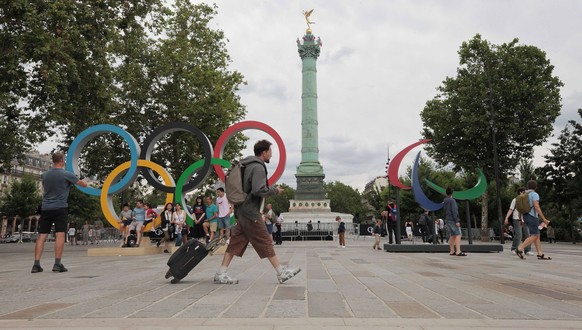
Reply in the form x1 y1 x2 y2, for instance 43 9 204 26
164 238 224 284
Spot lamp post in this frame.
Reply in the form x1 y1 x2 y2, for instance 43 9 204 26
384 147 401 244
486 76 505 244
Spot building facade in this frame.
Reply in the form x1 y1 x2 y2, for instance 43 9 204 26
0 150 51 195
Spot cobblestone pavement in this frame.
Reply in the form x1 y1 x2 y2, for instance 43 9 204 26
1 237 581 329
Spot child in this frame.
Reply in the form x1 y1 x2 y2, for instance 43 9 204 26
337 216 346 248
373 219 383 250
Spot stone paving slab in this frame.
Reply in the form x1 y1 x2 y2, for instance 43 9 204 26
1 238 582 329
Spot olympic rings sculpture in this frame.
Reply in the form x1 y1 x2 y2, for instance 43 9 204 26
388 140 487 211
66 121 286 229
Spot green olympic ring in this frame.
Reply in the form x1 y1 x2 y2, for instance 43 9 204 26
175 158 232 226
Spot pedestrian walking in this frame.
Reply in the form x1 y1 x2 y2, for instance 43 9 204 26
515 180 552 260
214 139 301 284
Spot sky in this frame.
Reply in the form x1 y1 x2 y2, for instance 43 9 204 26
198 0 582 191
38 1 582 192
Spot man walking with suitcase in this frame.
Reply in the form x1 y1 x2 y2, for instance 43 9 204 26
214 140 301 284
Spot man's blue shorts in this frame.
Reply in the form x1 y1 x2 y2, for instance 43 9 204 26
523 213 540 235
446 221 461 236
217 216 230 229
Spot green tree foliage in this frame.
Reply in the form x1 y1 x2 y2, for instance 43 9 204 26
517 160 537 186
421 34 562 177
537 109 582 242
265 183 295 213
67 186 102 225
324 181 366 219
363 185 385 220
420 34 563 238
0 174 41 218
1 0 148 166
1 1 246 188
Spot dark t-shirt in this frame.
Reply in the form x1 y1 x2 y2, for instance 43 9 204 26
443 196 459 223
193 204 206 222
373 224 381 234
41 168 79 210
338 221 345 233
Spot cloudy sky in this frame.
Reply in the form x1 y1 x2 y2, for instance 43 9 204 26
35 1 581 192
197 0 582 191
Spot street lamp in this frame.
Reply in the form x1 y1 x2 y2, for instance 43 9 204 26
486 78 505 245
385 146 401 244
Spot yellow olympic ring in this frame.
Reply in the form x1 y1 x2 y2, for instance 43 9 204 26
100 160 175 231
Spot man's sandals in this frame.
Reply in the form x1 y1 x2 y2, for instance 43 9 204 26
516 250 551 260
515 250 526 259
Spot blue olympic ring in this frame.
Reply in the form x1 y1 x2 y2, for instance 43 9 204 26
66 124 140 196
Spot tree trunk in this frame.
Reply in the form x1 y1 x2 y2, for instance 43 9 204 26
481 191 489 242
569 202 577 245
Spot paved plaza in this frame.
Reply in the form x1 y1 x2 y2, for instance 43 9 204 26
1 236 582 329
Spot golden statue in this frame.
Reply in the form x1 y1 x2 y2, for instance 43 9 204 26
303 9 315 32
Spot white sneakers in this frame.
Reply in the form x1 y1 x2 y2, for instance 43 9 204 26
214 272 239 284
215 267 302 285
277 267 302 284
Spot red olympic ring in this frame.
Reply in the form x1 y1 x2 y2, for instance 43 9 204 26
213 121 286 187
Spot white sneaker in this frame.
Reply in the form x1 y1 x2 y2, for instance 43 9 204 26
526 251 535 256
277 267 301 283
225 239 230 245
342 246 345 248
214 272 238 284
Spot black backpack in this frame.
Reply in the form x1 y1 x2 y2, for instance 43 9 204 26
418 214 428 226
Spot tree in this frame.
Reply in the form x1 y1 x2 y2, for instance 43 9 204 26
1 1 247 189
265 183 295 213
324 181 366 219
1 0 158 167
420 34 563 240
363 185 385 220
0 174 41 220
111 0 247 186
67 186 101 225
537 109 582 243
517 160 537 186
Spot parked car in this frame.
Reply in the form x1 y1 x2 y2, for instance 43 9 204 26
0 233 32 243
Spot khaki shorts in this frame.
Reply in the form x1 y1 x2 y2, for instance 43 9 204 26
129 221 144 232
225 216 275 259
209 222 218 233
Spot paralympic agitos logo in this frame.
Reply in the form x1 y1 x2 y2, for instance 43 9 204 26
66 121 286 229
388 139 487 211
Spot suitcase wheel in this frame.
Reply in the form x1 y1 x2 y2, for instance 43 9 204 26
206 238 224 252
170 278 180 284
